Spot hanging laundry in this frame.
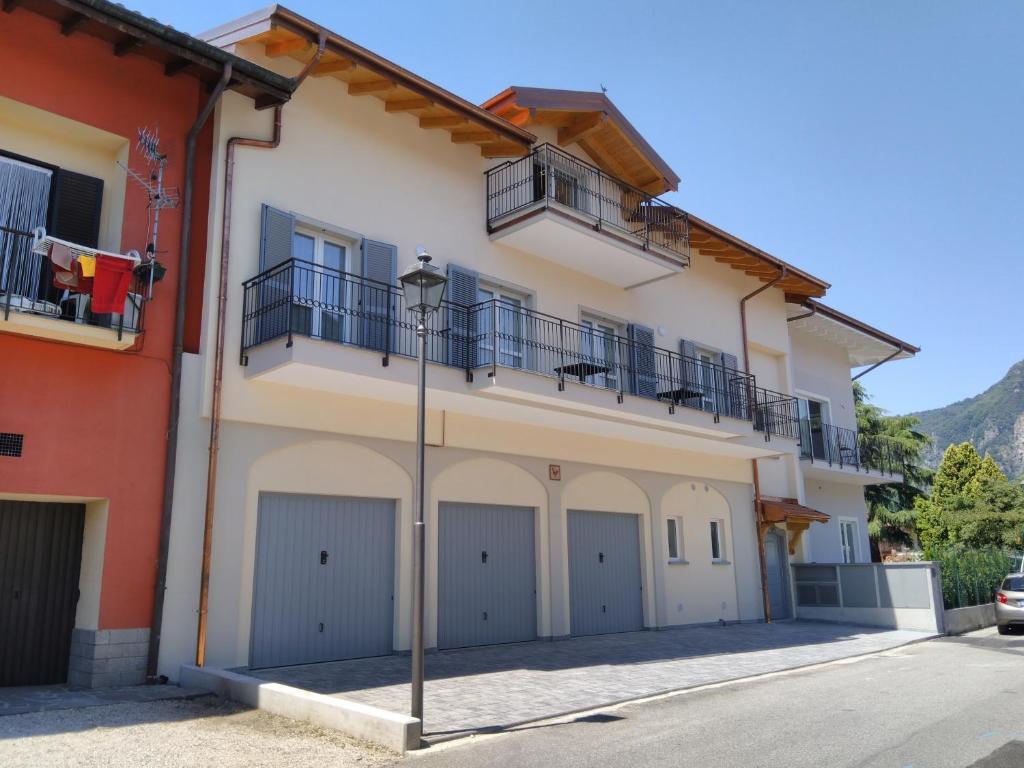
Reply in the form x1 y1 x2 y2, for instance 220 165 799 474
77 254 96 278
48 241 75 272
91 254 133 313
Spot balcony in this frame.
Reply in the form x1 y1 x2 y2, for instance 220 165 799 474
798 420 907 484
485 144 690 288
0 229 145 350
240 260 799 451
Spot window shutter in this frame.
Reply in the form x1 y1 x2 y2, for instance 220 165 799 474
256 205 295 343
50 169 103 248
628 323 657 399
360 239 397 352
446 263 479 369
720 351 742 419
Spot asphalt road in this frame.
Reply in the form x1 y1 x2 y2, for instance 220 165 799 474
406 627 1024 768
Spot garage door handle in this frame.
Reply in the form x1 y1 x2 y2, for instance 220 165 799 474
481 550 488 564
319 622 324 633
320 550 328 565
598 552 604 563
482 611 488 621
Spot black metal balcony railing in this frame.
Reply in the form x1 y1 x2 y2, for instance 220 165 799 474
0 228 145 339
798 419 908 477
240 259 798 437
485 143 690 264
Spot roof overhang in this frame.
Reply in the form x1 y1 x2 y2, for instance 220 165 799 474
483 86 681 195
788 300 919 368
688 215 830 302
760 497 830 525
201 5 536 158
6 0 295 108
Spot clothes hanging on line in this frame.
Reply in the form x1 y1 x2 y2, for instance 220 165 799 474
91 254 134 313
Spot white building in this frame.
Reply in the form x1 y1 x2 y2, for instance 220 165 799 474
157 6 918 677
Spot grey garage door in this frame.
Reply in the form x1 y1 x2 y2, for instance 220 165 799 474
438 502 537 649
250 493 395 668
568 510 644 637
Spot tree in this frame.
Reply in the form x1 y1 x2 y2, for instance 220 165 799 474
931 442 983 507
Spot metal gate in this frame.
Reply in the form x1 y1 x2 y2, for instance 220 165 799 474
438 502 537 649
567 509 644 637
250 493 395 668
0 501 84 686
765 529 791 620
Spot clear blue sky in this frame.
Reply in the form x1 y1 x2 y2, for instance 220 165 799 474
141 0 1023 415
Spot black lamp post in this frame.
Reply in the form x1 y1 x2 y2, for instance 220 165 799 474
397 246 447 727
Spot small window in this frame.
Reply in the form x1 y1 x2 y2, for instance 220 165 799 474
840 519 858 564
710 519 725 562
666 517 683 561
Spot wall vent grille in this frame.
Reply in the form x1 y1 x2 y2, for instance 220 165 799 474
0 433 24 457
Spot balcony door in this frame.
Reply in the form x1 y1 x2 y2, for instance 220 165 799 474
798 397 830 460
477 284 525 369
292 229 350 343
580 314 622 390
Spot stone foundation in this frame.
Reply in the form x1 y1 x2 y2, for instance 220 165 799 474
68 628 150 688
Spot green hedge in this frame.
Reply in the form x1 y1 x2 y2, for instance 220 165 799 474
932 547 1016 609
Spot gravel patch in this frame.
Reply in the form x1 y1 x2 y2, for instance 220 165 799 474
0 695 399 768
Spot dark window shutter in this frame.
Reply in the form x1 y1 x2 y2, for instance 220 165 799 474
257 204 295 343
446 263 479 369
720 351 742 419
628 323 657 399
49 169 103 248
360 239 397 352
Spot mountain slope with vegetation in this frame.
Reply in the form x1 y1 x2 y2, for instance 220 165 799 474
910 360 1024 478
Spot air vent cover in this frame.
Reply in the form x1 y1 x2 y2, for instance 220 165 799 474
0 433 24 457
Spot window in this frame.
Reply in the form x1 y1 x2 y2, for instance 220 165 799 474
477 282 527 368
710 519 725 562
840 519 858 563
579 312 623 390
292 227 352 342
695 347 720 412
666 517 684 561
798 396 831 460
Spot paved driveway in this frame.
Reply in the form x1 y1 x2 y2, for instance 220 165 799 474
245 622 931 740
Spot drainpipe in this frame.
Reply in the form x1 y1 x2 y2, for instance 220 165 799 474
786 304 816 324
195 33 327 667
739 268 786 625
146 63 232 684
852 345 903 381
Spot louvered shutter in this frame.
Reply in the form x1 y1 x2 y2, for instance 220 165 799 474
679 339 702 409
257 204 295 343
446 264 479 369
49 169 103 248
720 351 743 419
360 239 397 352
628 323 657 399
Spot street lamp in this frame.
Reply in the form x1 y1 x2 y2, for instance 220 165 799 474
397 246 447 726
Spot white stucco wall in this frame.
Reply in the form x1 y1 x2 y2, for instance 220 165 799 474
803 479 871 563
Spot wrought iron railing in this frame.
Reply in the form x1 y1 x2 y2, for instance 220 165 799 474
485 143 690 263
240 259 798 435
798 419 908 476
0 228 145 339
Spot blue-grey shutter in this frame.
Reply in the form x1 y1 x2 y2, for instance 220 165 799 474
446 263 479 369
679 339 702 409
721 351 741 419
628 323 657 399
258 205 295 343
360 239 397 352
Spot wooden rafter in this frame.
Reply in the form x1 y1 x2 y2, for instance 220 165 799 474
451 130 498 144
481 142 529 158
385 97 432 113
557 112 606 146
112 35 143 57
348 79 395 95
312 58 355 76
60 12 86 36
419 115 466 129
2 0 20 13
164 58 191 77
265 37 309 58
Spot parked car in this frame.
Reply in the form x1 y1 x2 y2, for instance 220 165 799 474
995 574 1024 635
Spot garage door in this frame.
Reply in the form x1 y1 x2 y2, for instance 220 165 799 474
0 501 84 686
250 493 395 668
438 502 536 649
568 510 643 637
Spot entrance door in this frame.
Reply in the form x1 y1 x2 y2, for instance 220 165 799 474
250 493 395 668
0 501 84 686
764 530 791 620
567 510 644 636
438 502 537 649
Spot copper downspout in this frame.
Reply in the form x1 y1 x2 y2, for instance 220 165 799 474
739 268 786 625
195 34 327 667
146 63 232 683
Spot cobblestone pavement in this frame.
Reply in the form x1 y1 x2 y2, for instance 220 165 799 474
0 682 205 717
246 622 933 739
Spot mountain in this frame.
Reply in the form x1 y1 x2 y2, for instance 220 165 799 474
909 360 1024 478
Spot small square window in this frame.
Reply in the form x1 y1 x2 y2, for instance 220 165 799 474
710 519 725 562
666 517 683 561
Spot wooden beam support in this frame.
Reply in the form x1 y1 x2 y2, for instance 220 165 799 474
452 130 498 144
348 79 395 95
481 142 530 158
385 97 432 113
312 58 355 76
420 115 466 129
265 36 309 58
164 58 191 77
60 12 86 36
2 0 21 13
557 112 606 146
112 35 143 57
